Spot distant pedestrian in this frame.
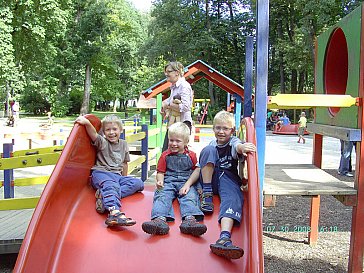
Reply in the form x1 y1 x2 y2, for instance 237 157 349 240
338 140 355 177
297 112 307 144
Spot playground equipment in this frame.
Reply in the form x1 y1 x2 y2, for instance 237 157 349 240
12 115 263 273
262 4 364 272
272 123 309 135
0 119 158 214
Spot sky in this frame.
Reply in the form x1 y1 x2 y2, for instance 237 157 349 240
129 0 153 12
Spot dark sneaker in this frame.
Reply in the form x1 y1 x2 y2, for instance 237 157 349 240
179 217 207 236
95 189 105 214
210 238 244 259
142 218 169 235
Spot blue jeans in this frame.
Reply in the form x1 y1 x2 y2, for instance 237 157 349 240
91 170 144 211
151 153 204 221
338 140 354 175
151 183 203 221
199 145 244 225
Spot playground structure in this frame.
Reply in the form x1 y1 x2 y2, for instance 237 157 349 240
9 115 263 273
272 123 309 135
4 2 364 272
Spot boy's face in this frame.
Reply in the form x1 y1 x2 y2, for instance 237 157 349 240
103 122 122 143
168 134 187 154
213 121 234 145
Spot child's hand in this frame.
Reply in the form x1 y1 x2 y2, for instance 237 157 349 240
156 180 164 189
179 184 190 196
238 142 256 154
75 116 88 125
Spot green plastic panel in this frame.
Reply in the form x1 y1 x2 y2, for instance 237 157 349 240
315 4 361 128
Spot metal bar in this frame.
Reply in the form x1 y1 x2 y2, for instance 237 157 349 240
141 124 148 181
307 123 361 141
3 143 14 198
255 0 269 200
244 36 254 118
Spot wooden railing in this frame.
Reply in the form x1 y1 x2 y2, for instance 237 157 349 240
0 123 161 211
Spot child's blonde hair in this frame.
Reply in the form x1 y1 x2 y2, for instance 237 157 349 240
164 61 185 77
168 122 190 143
213 110 235 128
101 114 123 130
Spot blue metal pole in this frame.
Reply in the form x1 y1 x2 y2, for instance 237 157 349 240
244 36 254 118
255 0 269 195
3 143 14 198
227 92 231 110
235 94 242 133
141 124 148 182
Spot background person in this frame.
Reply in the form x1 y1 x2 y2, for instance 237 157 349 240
297 111 307 144
161 61 193 151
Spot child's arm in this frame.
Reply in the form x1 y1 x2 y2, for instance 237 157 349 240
75 116 98 142
236 142 256 155
156 172 165 189
122 161 128 176
179 167 200 196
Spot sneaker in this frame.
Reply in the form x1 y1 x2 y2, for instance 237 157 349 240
95 189 105 214
142 218 169 235
210 238 244 259
338 172 354 177
179 217 207 236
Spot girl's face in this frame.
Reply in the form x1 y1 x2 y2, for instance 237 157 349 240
103 122 122 143
164 66 180 84
213 121 234 145
168 134 187 154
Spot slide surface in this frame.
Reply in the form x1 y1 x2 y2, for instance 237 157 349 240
14 115 263 273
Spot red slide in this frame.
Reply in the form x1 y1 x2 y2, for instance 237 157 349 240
14 115 263 273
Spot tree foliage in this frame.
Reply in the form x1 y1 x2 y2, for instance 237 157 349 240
0 0 362 116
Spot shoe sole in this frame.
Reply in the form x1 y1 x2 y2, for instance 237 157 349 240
142 222 169 235
210 244 244 259
180 225 207 236
105 219 136 227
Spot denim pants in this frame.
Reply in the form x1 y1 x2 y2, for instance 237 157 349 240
91 170 144 211
151 153 204 221
199 145 244 225
338 140 354 175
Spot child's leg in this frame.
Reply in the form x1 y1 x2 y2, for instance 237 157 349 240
210 217 244 259
177 185 207 236
209 173 244 258
199 145 219 213
142 182 176 235
118 176 144 198
92 171 122 211
150 182 176 220
178 185 204 220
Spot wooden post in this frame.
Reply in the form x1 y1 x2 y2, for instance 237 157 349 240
308 195 320 246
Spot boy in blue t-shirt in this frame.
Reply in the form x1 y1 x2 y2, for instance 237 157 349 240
199 110 256 259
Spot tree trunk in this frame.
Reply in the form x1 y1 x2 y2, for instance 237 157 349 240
113 98 117 112
208 81 215 106
291 69 298 94
298 70 305 93
80 64 91 115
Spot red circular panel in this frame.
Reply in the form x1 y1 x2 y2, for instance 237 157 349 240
324 28 348 117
